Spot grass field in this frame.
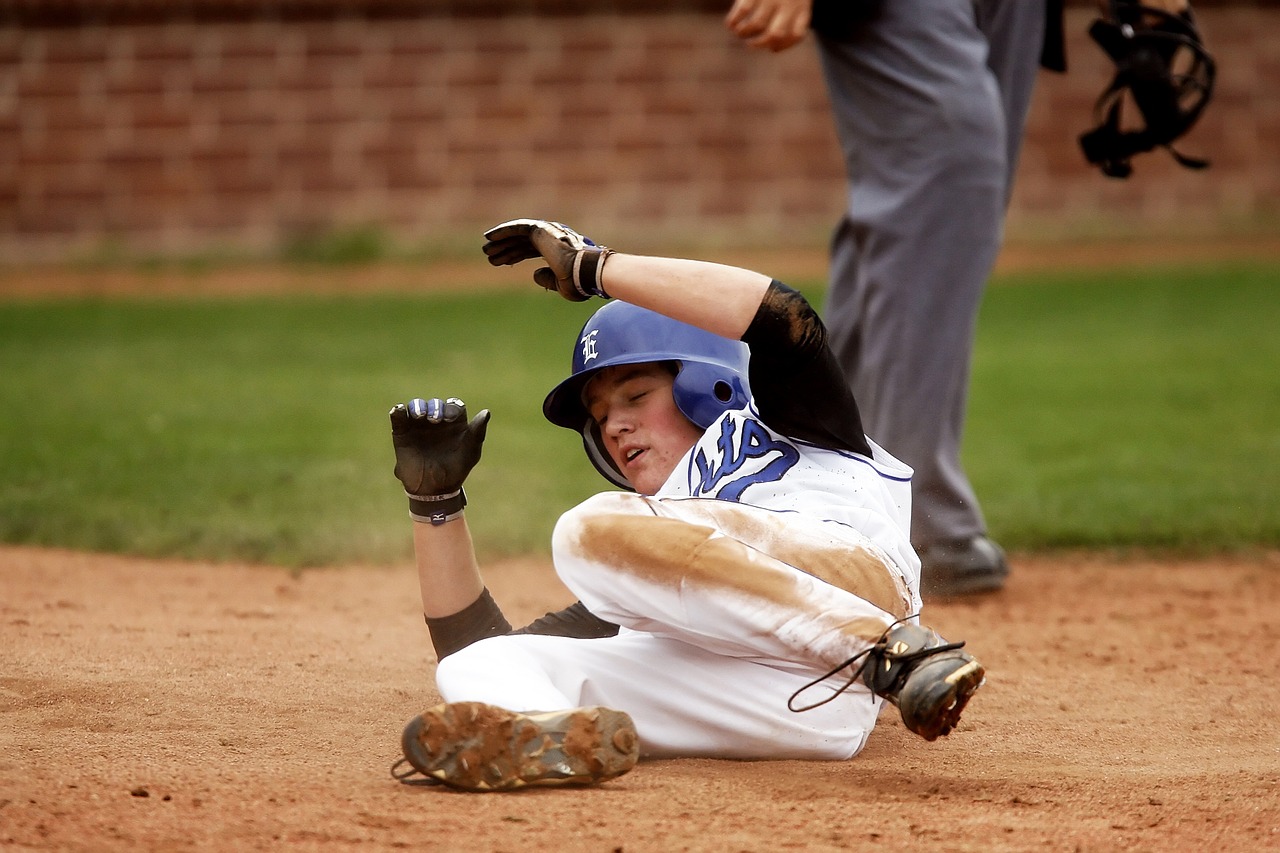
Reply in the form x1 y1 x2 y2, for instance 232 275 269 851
1 261 1276 567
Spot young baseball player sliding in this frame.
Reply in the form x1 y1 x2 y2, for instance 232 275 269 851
388 219 985 791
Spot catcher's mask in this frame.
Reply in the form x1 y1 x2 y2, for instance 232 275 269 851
1080 0 1215 178
543 300 751 489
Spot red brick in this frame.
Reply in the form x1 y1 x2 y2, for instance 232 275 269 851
556 95 616 124
41 35 109 66
640 90 699 121
36 178 109 206
102 66 172 97
0 125 17 154
218 29 287 63
190 59 280 96
15 63 87 99
528 131 590 158
11 206 86 235
473 30 535 57
298 95 364 127
638 25 704 54
301 24 365 60
12 131 97 167
209 168 278 196
0 39 20 67
384 98 448 126
131 33 195 65
474 96 534 126
1 6 1276 260
361 61 428 91
277 61 344 93
386 29 452 60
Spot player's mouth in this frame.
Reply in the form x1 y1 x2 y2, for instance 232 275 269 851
622 446 645 468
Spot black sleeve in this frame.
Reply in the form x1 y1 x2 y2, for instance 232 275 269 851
426 591 619 661
741 280 873 457
424 587 513 661
512 601 621 640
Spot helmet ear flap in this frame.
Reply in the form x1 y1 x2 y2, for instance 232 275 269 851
581 421 632 490
670 360 751 429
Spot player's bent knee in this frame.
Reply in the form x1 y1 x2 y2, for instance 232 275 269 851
552 492 650 557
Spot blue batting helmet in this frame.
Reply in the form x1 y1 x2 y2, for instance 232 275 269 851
543 300 752 489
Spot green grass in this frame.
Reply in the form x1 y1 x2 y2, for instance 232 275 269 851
966 263 1279 552
0 291 603 566
0 262 1276 567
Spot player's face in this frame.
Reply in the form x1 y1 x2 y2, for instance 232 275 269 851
583 362 704 496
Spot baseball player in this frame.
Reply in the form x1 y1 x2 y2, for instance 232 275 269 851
388 219 985 791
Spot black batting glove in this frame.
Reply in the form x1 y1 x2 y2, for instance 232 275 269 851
482 218 613 302
389 397 490 524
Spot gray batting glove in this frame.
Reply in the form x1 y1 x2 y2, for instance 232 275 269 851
389 397 490 524
482 218 613 302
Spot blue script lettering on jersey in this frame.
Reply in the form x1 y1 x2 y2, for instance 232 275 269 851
692 417 800 501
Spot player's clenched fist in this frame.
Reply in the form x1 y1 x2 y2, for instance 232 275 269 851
482 218 612 302
389 397 490 524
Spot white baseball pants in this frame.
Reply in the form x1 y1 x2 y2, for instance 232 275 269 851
436 492 916 760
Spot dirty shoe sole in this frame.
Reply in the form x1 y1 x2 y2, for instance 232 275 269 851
898 656 986 741
400 701 639 791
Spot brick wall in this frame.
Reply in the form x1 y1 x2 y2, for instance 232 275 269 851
2 2 1277 263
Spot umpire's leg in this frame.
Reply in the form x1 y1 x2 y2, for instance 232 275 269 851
816 0 1028 554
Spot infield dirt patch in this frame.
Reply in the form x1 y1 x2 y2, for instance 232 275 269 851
2 547 1277 851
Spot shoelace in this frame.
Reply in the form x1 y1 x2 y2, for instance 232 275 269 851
389 757 441 786
787 614 964 712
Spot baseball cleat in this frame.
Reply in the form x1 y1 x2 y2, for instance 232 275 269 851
859 623 985 741
397 701 639 791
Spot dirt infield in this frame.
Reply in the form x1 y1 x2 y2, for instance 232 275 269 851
2 546 1277 851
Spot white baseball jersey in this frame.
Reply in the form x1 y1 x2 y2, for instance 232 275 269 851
658 404 921 599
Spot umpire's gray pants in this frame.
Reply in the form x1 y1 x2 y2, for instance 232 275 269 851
817 0 1045 547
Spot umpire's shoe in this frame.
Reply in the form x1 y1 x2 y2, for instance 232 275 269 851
395 701 639 791
860 623 985 741
918 534 1009 599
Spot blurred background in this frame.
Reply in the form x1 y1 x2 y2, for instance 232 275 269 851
3 0 1277 266
2 1 1277 568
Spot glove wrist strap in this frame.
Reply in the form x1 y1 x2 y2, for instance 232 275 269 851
407 488 467 525
573 248 613 299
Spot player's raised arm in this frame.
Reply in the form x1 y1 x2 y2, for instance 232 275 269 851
482 218 771 341
389 396 491 620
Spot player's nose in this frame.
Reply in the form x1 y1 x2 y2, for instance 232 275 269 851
602 412 634 438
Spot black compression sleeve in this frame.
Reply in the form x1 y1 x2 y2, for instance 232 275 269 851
742 281 872 456
513 601 621 640
424 587 513 660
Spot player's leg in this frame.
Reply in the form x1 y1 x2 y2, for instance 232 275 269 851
550 493 983 741
554 493 911 667
433 631 879 760
815 0 1007 593
399 493 981 786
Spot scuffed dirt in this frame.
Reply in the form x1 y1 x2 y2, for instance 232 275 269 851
2 546 1277 851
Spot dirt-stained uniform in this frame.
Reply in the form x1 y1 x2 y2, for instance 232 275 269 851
390 220 984 789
